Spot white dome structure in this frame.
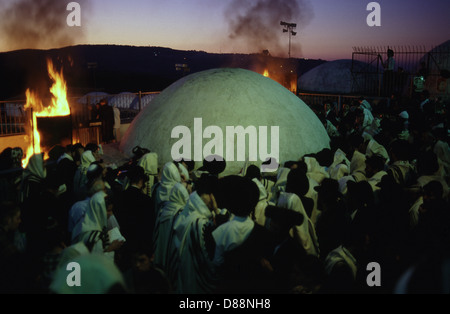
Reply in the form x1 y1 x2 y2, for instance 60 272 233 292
120 68 330 175
298 59 377 94
421 40 450 99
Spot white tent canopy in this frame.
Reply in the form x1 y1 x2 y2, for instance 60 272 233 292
108 92 137 109
77 92 111 106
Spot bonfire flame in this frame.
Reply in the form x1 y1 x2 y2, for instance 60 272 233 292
22 59 71 167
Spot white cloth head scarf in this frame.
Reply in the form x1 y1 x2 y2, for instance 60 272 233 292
138 152 159 196
324 245 358 279
69 198 91 240
304 156 330 184
138 152 158 175
50 253 126 294
350 151 366 182
178 163 190 181
156 162 182 206
80 150 96 175
172 191 212 253
159 182 189 223
366 139 390 163
24 153 46 180
328 149 351 181
79 191 108 243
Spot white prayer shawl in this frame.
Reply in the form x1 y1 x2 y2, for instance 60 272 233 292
360 100 372 111
388 160 415 186
328 149 351 180
20 153 47 202
73 151 96 200
277 192 320 257
305 178 321 226
366 139 390 163
137 152 159 197
269 167 290 204
156 162 182 211
57 152 74 164
361 108 375 131
304 157 330 184
68 198 91 242
174 191 217 294
368 171 388 192
408 196 423 229
78 191 109 255
212 216 254 267
350 151 367 182
434 140 450 177
324 245 358 279
153 182 189 271
178 162 190 181
79 151 96 175
252 178 271 227
326 120 340 138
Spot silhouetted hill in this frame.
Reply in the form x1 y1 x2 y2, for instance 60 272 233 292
0 45 327 100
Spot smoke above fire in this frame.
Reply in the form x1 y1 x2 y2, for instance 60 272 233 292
0 0 90 51
225 0 314 57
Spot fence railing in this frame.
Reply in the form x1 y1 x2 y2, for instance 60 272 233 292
298 92 389 113
0 91 161 137
1 90 391 139
352 45 450 97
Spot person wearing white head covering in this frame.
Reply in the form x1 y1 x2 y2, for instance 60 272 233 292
336 150 367 195
154 162 182 213
304 156 330 185
76 191 123 258
20 153 47 203
328 149 351 181
277 192 319 257
153 182 189 273
269 167 290 204
171 175 221 294
73 150 97 202
137 152 159 197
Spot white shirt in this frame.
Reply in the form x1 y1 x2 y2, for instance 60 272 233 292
212 216 254 266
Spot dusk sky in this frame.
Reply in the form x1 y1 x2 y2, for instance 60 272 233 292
1 0 449 60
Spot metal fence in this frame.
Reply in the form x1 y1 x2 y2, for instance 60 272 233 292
352 45 450 98
1 90 391 140
0 91 161 138
298 92 389 114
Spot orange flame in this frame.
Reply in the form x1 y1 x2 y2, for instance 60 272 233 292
22 59 71 168
263 69 269 77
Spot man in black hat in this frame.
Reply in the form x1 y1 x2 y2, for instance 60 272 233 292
198 155 227 177
115 165 155 271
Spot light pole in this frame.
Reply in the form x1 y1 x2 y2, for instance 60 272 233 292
280 21 297 58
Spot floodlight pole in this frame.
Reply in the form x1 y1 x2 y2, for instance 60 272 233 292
280 21 297 58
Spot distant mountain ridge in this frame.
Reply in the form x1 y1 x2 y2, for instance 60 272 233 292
0 44 327 100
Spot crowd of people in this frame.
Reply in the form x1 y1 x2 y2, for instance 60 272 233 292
0 89 449 294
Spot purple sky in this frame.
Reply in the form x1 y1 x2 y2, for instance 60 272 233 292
1 0 449 60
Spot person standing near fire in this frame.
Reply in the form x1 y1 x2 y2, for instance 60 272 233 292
98 98 115 144
113 105 121 143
